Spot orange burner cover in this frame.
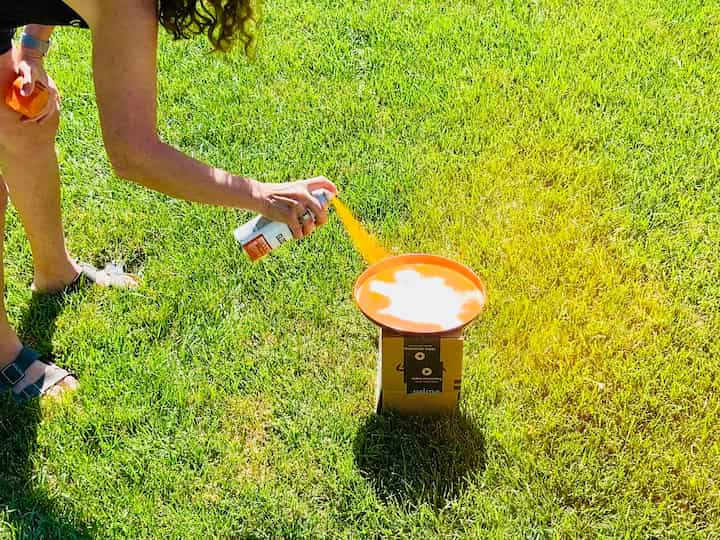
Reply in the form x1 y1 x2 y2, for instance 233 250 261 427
353 254 487 334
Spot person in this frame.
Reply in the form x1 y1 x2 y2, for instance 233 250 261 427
0 0 337 402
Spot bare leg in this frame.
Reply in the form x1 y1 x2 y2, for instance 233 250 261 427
0 51 79 292
0 122 137 291
0 179 23 364
0 52 135 293
0 50 77 395
0 175 77 398
0 125 81 292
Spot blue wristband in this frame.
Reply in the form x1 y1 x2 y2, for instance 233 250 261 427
20 32 50 56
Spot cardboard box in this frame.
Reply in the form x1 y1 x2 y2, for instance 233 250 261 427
375 327 464 416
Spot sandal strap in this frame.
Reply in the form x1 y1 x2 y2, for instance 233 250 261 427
61 266 90 294
0 347 40 391
78 262 99 281
78 261 125 280
12 358 72 403
14 379 46 401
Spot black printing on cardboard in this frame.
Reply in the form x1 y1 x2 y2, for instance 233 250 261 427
403 337 443 394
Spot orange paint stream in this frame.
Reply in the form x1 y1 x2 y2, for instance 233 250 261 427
332 198 389 264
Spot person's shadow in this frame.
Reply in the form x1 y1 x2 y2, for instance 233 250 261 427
0 292 92 539
353 410 486 507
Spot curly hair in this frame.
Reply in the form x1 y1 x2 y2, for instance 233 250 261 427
158 0 261 56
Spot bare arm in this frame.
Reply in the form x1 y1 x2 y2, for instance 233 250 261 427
64 0 336 236
85 2 261 210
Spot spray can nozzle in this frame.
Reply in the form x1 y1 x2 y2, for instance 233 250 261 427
311 188 334 208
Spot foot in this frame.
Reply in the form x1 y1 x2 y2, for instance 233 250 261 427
31 260 139 293
30 259 83 293
0 332 77 401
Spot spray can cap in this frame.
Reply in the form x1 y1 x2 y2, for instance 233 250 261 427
311 188 335 206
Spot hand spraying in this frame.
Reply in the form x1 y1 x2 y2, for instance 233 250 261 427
234 189 334 261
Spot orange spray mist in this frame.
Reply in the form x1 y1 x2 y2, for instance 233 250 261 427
331 198 389 264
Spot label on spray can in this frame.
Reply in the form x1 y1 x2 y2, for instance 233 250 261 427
233 189 333 261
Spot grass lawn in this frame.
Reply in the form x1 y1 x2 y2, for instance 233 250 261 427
2 0 719 537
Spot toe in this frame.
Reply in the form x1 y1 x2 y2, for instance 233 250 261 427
45 375 79 398
106 273 139 288
120 274 140 288
94 270 139 288
63 375 79 391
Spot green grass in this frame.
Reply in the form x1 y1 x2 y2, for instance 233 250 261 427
2 0 719 537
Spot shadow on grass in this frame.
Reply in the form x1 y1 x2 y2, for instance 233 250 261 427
17 291 69 356
0 292 92 539
353 411 486 507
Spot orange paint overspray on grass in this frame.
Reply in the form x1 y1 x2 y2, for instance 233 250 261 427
332 198 390 264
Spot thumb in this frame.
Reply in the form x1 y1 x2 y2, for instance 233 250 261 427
19 64 35 97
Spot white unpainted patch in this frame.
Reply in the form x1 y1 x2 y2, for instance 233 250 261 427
368 269 484 330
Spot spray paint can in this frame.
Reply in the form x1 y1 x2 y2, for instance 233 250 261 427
234 189 334 261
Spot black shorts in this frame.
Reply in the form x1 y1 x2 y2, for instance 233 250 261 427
0 28 13 56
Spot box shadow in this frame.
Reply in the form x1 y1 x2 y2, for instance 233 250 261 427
352 411 486 507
